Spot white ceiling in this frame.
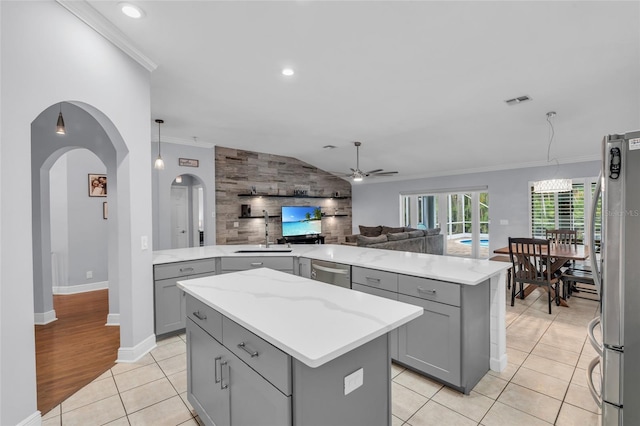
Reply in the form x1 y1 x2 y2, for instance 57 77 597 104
70 1 639 182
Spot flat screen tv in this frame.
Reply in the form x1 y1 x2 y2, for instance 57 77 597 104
281 206 322 237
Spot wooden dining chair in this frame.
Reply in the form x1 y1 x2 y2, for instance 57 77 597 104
508 237 561 314
545 229 578 268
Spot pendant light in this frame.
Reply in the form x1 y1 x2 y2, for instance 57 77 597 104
533 112 572 193
154 119 165 170
56 103 66 135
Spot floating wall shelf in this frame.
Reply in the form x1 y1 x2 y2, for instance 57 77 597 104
238 215 281 219
237 194 350 199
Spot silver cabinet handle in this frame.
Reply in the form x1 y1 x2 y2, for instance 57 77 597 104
366 277 381 283
179 267 194 273
214 356 222 384
220 360 229 389
417 287 437 295
590 171 602 297
586 356 602 407
588 317 603 356
237 342 259 357
313 264 349 274
193 311 207 321
250 262 264 267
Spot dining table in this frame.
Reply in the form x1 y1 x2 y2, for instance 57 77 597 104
493 243 589 307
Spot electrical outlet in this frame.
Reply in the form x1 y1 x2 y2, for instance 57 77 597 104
500 219 509 225
344 368 363 395
141 236 148 250
86 271 93 279
234 222 239 228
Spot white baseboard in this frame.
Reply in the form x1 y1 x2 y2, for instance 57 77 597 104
117 334 157 363
17 410 41 426
53 281 108 295
34 310 57 325
106 313 120 326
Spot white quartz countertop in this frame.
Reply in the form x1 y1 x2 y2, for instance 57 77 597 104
154 244 509 285
178 268 423 368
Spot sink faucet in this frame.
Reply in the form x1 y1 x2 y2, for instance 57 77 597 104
263 209 270 248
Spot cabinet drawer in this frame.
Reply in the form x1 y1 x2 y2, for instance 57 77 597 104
223 317 292 395
186 295 223 342
154 259 216 280
220 256 293 272
398 275 460 307
352 267 398 292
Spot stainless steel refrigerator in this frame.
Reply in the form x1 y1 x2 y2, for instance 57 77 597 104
587 130 640 425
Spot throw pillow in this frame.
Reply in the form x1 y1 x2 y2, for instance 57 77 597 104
382 226 405 234
356 234 388 246
387 232 409 241
359 225 383 237
424 228 442 235
407 230 425 238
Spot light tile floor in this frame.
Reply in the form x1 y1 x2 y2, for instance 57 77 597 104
42 288 601 425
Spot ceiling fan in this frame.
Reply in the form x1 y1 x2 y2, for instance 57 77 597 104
333 141 399 181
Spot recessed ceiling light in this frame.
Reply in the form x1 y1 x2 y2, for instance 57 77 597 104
282 68 295 76
119 2 145 19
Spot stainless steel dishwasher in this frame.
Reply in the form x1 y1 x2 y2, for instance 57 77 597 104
310 259 351 288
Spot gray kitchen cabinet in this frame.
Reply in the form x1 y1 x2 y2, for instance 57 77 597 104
153 259 216 336
186 318 230 426
398 276 489 394
398 294 461 385
187 318 292 426
219 256 294 274
353 266 489 394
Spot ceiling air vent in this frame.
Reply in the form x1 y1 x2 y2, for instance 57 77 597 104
504 95 532 106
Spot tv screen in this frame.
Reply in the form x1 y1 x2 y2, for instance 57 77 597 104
281 206 322 237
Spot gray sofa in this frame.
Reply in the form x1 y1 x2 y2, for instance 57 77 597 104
344 225 444 255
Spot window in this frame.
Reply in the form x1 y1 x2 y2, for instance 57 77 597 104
530 177 600 244
401 189 489 258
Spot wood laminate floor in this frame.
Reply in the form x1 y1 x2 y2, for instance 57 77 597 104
35 289 119 415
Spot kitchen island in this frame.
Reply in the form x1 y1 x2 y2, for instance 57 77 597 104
153 244 509 375
178 268 423 426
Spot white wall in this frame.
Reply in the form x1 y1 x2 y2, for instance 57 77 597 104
50 150 108 290
1 2 152 424
352 161 601 256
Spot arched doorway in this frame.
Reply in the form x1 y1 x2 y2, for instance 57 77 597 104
30 102 128 412
170 174 205 248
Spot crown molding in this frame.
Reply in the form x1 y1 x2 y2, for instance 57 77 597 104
56 0 158 72
356 153 601 184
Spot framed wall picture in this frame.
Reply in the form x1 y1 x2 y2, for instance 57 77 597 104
88 174 107 197
103 202 108 219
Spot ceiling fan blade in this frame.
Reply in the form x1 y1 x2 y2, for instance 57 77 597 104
370 171 399 176
364 169 383 174
328 171 353 177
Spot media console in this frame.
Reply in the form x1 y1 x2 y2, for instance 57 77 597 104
277 235 325 245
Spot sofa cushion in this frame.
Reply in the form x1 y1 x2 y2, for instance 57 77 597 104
382 226 405 234
407 230 425 238
387 232 409 241
359 225 383 237
425 227 441 235
356 234 388 246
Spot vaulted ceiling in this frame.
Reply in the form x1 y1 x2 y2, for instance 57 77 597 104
65 1 639 181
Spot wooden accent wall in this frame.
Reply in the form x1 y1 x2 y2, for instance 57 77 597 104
215 146 353 245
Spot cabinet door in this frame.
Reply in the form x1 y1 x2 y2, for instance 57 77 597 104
227 350 292 426
186 319 230 426
398 294 461 386
154 277 186 335
352 283 399 360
